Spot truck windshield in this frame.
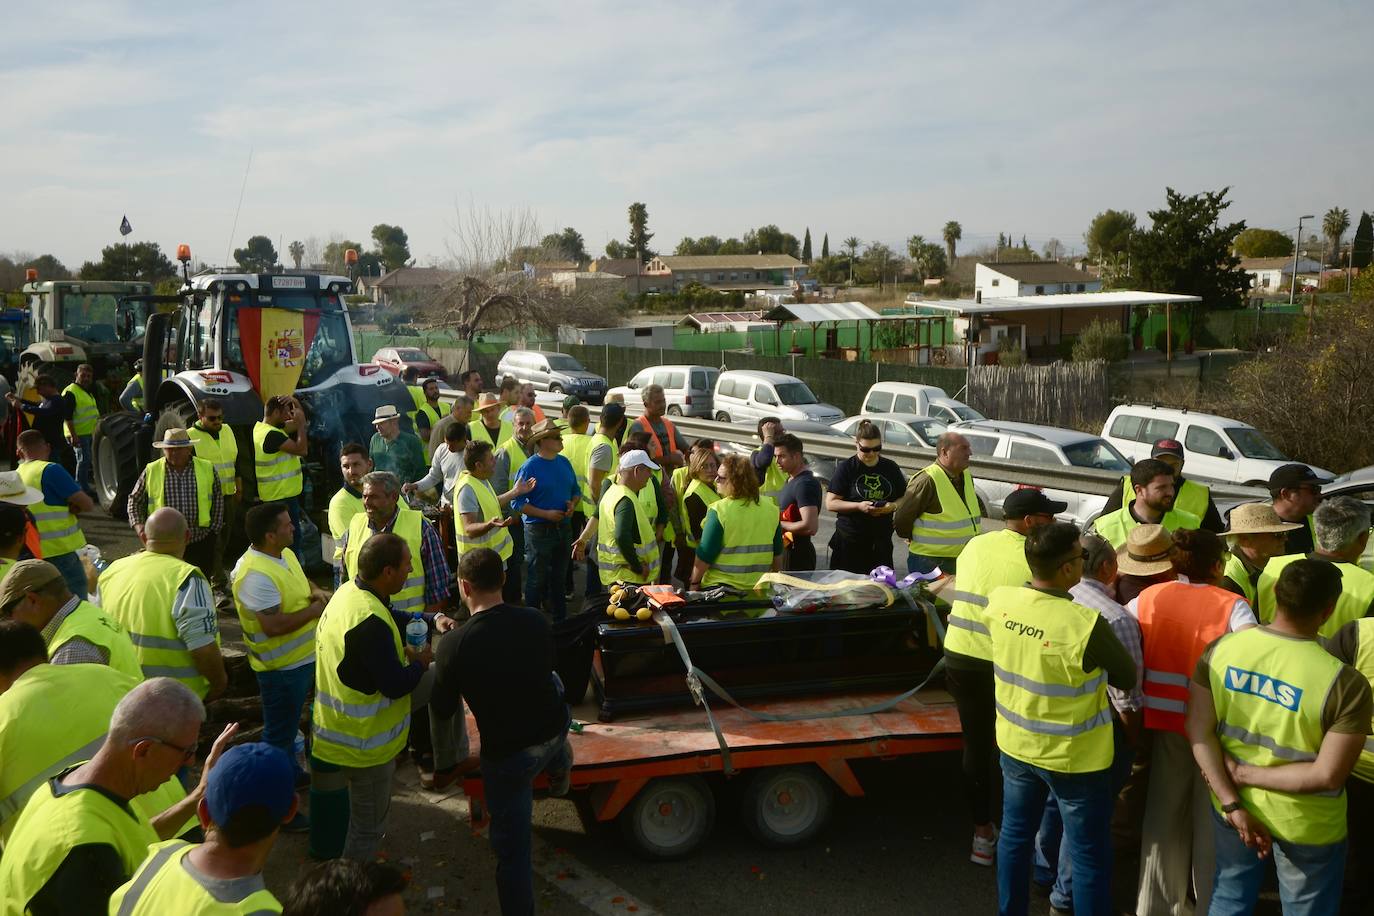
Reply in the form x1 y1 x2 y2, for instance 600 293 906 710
59 292 148 343
1225 427 1285 460
775 382 820 406
1062 439 1131 472
224 291 354 388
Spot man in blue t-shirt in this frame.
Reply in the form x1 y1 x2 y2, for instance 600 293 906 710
512 419 581 622
14 429 94 597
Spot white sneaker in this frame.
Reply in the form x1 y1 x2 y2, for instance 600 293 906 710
970 829 998 866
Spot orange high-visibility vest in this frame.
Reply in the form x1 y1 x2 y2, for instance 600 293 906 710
1136 580 1237 734
634 415 680 462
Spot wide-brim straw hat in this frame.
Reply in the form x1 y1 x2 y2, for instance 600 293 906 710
1223 502 1303 537
1116 523 1175 576
153 427 194 449
475 393 502 412
0 471 42 505
372 405 402 425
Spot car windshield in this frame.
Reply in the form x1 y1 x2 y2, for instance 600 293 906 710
225 291 353 388
546 354 585 372
1062 438 1131 472
775 382 820 406
949 404 984 421
1226 427 1285 460
58 291 148 343
909 420 948 444
395 348 429 360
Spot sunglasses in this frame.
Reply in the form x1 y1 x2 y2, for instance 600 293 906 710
857 444 883 454
134 735 198 763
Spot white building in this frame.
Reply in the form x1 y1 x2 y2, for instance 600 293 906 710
1239 256 1323 292
974 261 1102 300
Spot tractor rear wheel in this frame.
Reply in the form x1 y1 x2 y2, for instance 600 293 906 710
93 413 141 518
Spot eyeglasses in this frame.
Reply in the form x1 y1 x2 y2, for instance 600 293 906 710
1062 548 1089 566
857 444 883 454
134 735 197 763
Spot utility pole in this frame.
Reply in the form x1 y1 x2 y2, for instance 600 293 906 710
1290 214 1314 307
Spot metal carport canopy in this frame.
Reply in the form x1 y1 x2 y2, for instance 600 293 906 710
911 290 1202 316
760 301 885 323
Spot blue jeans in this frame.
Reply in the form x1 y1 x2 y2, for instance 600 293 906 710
908 552 957 576
997 752 1113 916
1034 723 1134 910
1209 808 1346 916
256 662 315 777
48 550 88 600
482 721 573 916
74 434 94 493
524 520 569 622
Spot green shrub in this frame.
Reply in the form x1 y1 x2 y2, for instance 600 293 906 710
1152 327 1180 352
1072 319 1130 362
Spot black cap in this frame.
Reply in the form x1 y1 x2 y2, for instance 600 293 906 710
1151 438 1184 460
1268 463 1331 491
1003 487 1068 518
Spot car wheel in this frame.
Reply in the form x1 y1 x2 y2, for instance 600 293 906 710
550 384 563 395
715 412 731 423
667 405 683 416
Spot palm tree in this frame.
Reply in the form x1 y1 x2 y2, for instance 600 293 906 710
943 221 962 265
843 236 861 283
1323 207 1350 266
288 240 305 269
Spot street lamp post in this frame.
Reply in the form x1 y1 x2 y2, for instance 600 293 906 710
1290 214 1314 306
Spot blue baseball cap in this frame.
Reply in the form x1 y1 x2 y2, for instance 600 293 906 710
205 742 296 826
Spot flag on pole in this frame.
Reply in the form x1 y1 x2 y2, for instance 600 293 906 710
119 215 132 236
237 307 321 400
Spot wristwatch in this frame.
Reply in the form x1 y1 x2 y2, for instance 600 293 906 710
1221 801 1244 814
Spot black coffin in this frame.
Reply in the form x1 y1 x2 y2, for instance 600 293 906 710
590 598 942 721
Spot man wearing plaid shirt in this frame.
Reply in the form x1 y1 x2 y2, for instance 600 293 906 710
1034 533 1143 914
128 427 224 581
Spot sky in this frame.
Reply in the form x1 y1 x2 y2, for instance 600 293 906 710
2 0 1371 271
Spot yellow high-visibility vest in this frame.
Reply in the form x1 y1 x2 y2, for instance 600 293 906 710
454 472 513 562
327 486 363 564
99 551 218 698
145 456 215 531
343 507 426 614
682 478 720 549
988 585 1113 774
62 383 99 436
252 421 302 501
49 599 143 681
1120 474 1209 526
109 839 282 914
908 464 979 558
1256 554 1374 638
1206 626 1348 844
596 483 659 585
1090 504 1201 551
17 459 85 556
943 528 1028 662
232 547 316 673
312 581 411 768
701 496 780 593
187 424 239 496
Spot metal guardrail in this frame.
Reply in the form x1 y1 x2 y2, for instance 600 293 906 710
534 398 1267 503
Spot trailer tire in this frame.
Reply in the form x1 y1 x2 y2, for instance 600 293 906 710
93 413 141 518
741 765 833 848
619 776 715 860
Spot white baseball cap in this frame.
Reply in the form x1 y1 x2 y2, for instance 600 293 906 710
618 449 660 472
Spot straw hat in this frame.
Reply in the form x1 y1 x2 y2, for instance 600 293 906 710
0 471 42 506
1116 524 1175 576
528 418 563 444
475 392 502 412
1223 502 1302 537
152 427 194 449
372 405 402 425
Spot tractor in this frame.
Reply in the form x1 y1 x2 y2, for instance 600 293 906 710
91 246 413 526
18 273 153 387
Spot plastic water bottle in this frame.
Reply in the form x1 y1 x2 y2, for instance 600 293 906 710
405 613 429 651
79 544 107 573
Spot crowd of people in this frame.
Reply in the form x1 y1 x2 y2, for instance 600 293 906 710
2 361 1372 914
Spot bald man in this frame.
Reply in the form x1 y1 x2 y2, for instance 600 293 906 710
893 431 982 575
99 508 227 700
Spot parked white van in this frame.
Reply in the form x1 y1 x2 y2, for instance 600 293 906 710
861 382 984 425
606 365 719 418
1101 404 1332 485
712 370 843 425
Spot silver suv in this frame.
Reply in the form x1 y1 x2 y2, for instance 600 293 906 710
496 350 607 404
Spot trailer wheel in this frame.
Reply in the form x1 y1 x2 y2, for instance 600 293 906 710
619 776 715 860
741 766 833 848
93 413 140 518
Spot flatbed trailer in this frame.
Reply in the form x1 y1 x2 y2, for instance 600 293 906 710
460 686 962 859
